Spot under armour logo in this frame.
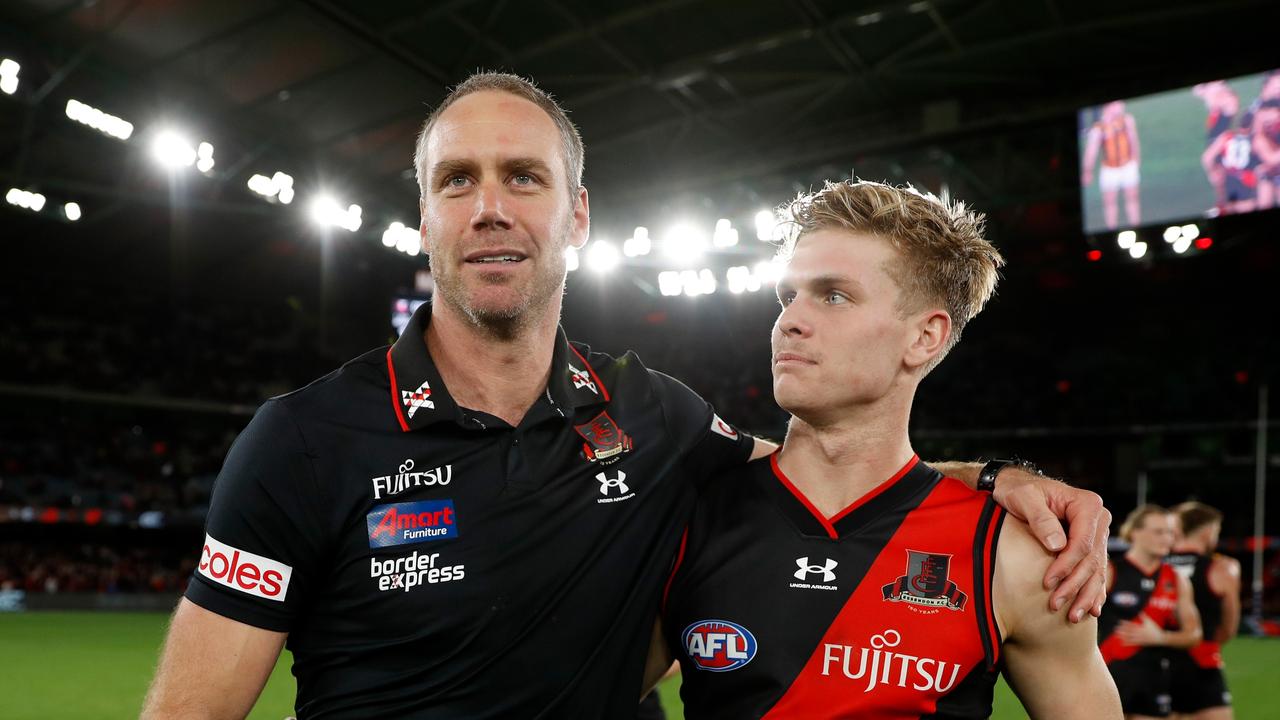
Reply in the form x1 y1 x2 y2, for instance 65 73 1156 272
596 471 628 495
795 557 838 583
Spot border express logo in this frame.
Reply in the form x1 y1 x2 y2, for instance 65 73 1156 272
683 619 758 672
367 500 458 549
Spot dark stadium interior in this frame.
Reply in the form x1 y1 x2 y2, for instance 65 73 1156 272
2 0 1278 649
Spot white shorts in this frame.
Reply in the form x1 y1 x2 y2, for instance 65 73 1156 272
1100 161 1140 192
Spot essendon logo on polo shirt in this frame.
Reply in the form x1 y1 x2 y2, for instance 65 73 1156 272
575 411 633 465
366 500 459 548
197 534 292 602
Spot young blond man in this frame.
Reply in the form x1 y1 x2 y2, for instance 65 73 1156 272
656 180 1122 718
1100 505 1202 720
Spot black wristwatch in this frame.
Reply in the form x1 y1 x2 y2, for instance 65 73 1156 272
976 458 1039 493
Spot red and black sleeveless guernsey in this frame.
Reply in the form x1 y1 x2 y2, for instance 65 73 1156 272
1098 556 1180 663
1166 551 1224 668
663 454 1006 719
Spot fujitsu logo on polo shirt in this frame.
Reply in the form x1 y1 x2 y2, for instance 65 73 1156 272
197 533 292 602
367 500 459 548
371 459 452 499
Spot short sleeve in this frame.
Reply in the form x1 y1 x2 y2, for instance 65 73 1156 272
183 399 327 631
650 371 753 481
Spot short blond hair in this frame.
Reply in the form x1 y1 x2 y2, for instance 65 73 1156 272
777 179 1004 371
1120 504 1171 543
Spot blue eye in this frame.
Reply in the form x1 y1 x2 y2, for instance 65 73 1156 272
446 176 469 188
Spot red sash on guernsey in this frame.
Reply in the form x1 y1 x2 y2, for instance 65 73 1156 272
1099 563 1180 664
762 477 1002 719
1189 640 1223 669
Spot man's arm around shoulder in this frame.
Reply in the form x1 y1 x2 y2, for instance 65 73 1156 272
995 517 1122 720
141 598 286 720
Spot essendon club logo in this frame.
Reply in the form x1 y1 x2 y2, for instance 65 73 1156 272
574 411 633 464
882 550 967 611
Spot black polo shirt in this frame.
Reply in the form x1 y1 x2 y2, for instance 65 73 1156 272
184 302 752 718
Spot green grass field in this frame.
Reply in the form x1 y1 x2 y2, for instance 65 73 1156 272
1 612 1275 718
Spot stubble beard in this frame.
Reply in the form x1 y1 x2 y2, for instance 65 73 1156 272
432 217 573 342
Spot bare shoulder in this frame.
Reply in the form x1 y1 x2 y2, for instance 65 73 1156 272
1212 553 1242 574
994 515 1066 640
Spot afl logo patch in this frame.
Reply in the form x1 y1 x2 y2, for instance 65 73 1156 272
682 619 758 672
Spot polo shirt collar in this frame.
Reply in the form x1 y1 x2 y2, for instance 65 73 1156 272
386 301 608 432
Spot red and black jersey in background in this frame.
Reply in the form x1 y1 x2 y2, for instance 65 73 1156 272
663 455 1005 719
1098 557 1180 664
1166 551 1224 668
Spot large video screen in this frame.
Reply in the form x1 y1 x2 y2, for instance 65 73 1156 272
1079 68 1280 234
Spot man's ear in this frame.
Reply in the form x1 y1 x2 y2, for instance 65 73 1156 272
569 186 590 250
903 309 951 371
419 199 430 255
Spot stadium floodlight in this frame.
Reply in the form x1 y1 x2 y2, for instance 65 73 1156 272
380 222 420 256
623 226 651 257
64 98 133 140
1116 230 1137 249
726 266 749 294
151 130 197 169
1162 226 1181 243
662 222 707 265
0 58 18 95
1129 241 1148 259
755 209 781 241
63 202 81 221
679 269 702 297
658 270 682 296
565 246 579 272
712 218 739 248
308 195 362 232
247 171 294 204
585 240 620 274
195 142 215 174
1180 223 1199 241
6 187 46 212
1173 237 1192 254
753 259 785 286
697 268 717 295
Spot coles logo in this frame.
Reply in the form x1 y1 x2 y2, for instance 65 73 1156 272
683 619 758 672
367 500 458 549
197 533 292 602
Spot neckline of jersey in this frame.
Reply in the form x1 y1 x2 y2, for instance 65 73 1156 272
768 451 924 540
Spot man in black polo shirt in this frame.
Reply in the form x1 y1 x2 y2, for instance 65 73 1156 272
143 72 1111 719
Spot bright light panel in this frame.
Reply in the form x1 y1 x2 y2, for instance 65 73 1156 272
586 240 620 273
65 99 133 140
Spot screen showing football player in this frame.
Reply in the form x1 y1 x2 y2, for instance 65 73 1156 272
652 180 1122 719
1201 107 1263 216
1193 81 1240 211
1167 502 1240 720
1099 505 1202 720
1082 100 1142 229
1250 98 1280 210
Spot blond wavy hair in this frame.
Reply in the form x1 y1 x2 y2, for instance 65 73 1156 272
777 179 1004 372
